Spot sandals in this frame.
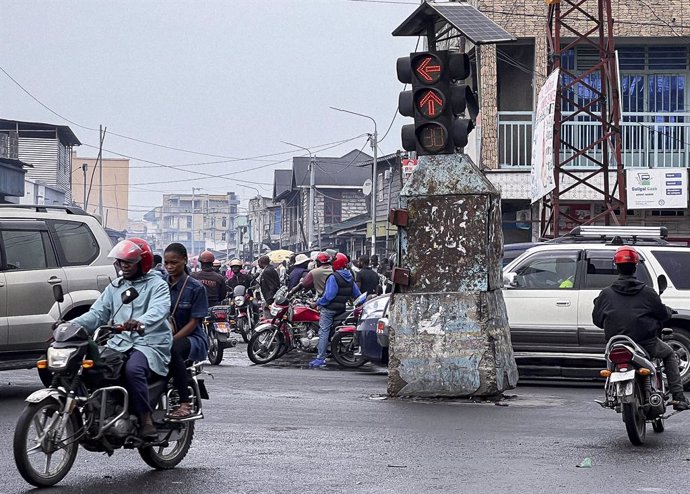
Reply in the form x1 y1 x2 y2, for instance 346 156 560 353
168 402 194 419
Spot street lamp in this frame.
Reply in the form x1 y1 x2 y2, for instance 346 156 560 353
329 106 378 256
281 140 316 250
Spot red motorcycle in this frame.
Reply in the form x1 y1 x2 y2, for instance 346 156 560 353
246 287 366 366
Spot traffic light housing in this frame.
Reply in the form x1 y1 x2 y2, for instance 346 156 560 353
397 50 478 156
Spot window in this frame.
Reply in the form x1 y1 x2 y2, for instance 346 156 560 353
512 251 580 290
323 193 342 225
652 251 690 289
186 216 192 228
222 217 227 228
221 233 226 241
377 173 384 202
50 220 99 266
1 230 49 271
584 250 650 290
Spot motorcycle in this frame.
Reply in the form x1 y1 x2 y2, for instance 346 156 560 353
230 284 258 343
13 285 208 487
246 287 366 367
204 305 238 365
596 275 681 445
329 293 368 368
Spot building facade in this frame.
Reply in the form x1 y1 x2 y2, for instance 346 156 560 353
71 152 130 231
247 195 281 258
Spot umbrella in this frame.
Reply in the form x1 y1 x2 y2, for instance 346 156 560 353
267 249 294 264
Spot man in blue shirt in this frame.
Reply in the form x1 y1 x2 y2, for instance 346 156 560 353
310 253 361 368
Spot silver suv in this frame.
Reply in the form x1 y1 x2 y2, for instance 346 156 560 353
0 205 115 377
503 226 690 386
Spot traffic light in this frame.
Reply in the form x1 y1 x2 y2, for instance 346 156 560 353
397 50 478 156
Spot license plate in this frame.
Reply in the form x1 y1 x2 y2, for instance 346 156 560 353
609 369 636 383
214 322 230 334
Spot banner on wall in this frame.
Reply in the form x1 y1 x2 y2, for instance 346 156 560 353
626 169 688 209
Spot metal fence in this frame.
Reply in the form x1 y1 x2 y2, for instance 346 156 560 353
498 111 690 169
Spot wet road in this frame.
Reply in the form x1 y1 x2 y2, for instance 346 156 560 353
1 346 689 493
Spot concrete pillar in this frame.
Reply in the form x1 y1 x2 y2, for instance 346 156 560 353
387 154 519 397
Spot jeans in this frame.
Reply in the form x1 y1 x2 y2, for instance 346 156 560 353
643 338 684 399
124 350 152 414
317 308 339 360
170 338 192 402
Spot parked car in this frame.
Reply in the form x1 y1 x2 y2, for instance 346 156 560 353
0 205 115 382
503 225 690 385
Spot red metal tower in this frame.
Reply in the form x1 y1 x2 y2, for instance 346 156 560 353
540 0 626 238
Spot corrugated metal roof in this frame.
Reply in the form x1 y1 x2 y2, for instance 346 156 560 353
0 119 81 146
292 149 372 187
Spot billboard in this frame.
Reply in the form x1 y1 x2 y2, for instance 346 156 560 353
530 69 560 203
626 169 688 209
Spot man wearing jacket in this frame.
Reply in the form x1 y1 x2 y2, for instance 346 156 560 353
257 255 281 316
309 253 361 368
592 246 689 410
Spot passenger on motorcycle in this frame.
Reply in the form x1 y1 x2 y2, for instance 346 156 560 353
592 246 690 411
164 243 209 419
71 238 172 438
309 253 361 368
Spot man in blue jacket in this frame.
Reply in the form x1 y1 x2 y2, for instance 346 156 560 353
310 253 361 368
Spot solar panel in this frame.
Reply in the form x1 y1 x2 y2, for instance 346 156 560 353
432 3 515 45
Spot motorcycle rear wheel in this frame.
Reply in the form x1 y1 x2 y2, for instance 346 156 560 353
331 332 367 369
13 399 79 487
207 329 224 365
247 328 283 364
139 422 195 469
622 383 646 445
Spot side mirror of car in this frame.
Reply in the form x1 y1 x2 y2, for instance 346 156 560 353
121 287 140 305
503 272 518 288
657 275 668 295
52 284 65 303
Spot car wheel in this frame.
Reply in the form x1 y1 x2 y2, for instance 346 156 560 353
667 327 690 388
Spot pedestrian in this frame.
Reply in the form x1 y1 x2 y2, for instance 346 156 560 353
355 255 380 297
163 243 209 419
288 254 310 290
191 250 227 307
309 253 361 368
257 255 281 316
152 254 166 277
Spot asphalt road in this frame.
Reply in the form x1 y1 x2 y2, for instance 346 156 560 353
1 346 689 494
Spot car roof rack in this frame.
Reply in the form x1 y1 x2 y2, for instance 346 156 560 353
547 226 669 246
0 204 89 216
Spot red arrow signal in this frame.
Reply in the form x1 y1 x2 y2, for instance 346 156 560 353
415 56 442 82
418 90 444 117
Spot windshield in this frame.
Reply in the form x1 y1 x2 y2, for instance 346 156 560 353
233 285 246 296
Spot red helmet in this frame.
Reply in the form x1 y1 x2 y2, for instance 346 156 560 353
316 252 332 265
127 237 154 273
332 253 348 271
199 250 215 264
613 246 639 265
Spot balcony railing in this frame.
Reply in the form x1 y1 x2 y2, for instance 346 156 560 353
498 111 690 169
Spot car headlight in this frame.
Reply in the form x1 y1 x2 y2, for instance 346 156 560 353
270 304 282 316
234 296 245 305
47 347 78 369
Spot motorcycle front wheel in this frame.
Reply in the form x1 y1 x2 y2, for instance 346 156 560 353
622 382 646 446
247 327 283 365
331 332 367 368
206 328 224 365
237 318 250 344
13 399 79 487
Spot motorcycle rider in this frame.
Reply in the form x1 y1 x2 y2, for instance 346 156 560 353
70 238 171 438
309 252 361 368
191 250 227 307
592 246 690 411
226 258 252 290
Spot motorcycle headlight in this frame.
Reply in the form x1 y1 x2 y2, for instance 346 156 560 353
270 304 282 316
234 296 245 305
47 347 78 369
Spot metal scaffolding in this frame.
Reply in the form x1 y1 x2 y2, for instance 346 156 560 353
540 0 626 238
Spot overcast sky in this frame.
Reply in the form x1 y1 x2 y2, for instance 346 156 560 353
1 0 422 218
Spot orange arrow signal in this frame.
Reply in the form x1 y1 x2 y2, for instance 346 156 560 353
418 90 443 117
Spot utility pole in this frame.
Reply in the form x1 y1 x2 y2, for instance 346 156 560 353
191 187 201 256
81 163 88 209
329 107 378 256
98 125 104 221
282 141 315 249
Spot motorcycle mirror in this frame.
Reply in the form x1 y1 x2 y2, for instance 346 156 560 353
658 275 668 295
52 284 65 303
121 287 140 304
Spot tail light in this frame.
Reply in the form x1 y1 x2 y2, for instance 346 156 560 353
213 311 227 321
376 319 387 334
608 347 633 364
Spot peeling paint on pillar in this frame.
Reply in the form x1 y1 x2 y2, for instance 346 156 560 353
388 154 519 397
